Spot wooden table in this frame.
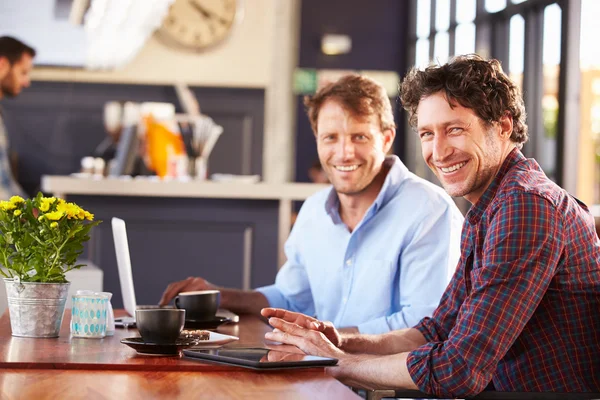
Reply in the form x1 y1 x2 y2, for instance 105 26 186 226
0 310 360 399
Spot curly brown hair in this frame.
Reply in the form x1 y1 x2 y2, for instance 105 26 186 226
399 54 528 147
304 74 396 135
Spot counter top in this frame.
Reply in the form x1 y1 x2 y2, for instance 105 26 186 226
41 175 330 201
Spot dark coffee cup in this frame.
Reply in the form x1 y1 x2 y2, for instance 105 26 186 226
135 308 185 344
175 290 220 321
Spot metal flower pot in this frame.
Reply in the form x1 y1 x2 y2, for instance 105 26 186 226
3 278 70 338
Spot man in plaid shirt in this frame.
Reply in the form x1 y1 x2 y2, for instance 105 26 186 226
0 36 35 200
261 55 600 397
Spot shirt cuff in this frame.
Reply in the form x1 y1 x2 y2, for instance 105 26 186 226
255 284 287 309
357 316 392 334
406 342 439 394
413 317 443 342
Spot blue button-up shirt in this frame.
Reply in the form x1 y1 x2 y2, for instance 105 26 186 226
258 156 463 334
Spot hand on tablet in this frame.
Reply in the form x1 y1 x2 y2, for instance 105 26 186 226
261 308 346 360
261 308 343 347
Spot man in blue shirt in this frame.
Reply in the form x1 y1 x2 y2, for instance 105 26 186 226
159 74 463 334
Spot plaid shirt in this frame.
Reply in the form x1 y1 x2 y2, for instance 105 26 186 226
0 107 25 199
406 149 600 398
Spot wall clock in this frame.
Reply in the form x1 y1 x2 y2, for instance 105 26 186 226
156 0 242 51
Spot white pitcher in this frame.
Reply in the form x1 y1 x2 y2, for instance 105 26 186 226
98 292 115 336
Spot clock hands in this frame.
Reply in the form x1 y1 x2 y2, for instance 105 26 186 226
188 0 229 26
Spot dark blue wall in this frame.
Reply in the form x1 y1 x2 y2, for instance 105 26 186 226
1 82 265 195
71 194 280 308
295 0 410 184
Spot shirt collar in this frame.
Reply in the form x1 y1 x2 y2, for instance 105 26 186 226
325 155 408 223
465 147 526 225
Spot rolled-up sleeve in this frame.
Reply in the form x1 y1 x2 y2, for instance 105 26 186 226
406 193 563 398
255 259 314 315
256 210 315 316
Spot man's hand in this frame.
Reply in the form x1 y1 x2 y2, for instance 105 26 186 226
261 308 418 390
263 311 347 360
261 308 343 347
158 276 217 306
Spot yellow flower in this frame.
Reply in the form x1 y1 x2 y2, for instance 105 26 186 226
0 201 16 211
44 211 64 221
56 201 84 220
0 192 101 284
39 197 56 212
9 196 24 204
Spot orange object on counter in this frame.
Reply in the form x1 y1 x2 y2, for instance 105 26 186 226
144 115 185 178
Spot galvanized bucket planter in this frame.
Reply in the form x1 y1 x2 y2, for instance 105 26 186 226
3 278 70 338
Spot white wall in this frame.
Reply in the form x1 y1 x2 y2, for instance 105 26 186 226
0 0 86 67
31 0 276 88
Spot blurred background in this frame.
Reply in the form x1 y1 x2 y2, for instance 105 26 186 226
0 0 598 202
1 0 599 308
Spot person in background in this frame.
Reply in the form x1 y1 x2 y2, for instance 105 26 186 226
0 36 35 199
160 74 464 335
261 55 600 397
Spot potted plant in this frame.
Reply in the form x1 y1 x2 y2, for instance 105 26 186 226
0 194 100 337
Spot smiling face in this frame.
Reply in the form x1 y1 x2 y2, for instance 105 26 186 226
316 99 394 199
417 92 514 204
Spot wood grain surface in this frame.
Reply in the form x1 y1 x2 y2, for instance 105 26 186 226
0 369 360 399
0 310 360 399
0 310 273 371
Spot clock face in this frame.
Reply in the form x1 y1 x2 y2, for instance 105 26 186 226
157 0 241 51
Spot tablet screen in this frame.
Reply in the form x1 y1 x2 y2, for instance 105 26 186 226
183 347 338 369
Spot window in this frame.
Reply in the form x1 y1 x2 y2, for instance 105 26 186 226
407 0 583 198
508 14 525 90
579 0 600 205
455 23 476 55
485 0 507 13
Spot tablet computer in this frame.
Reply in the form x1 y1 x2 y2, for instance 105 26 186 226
183 347 338 370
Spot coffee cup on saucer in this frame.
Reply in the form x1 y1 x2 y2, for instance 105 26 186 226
175 290 220 321
135 308 185 344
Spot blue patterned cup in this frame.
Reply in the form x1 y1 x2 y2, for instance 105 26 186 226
71 293 108 338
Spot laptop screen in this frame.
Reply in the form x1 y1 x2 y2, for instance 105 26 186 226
111 217 138 317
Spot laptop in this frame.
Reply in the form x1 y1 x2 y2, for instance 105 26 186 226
112 217 139 327
111 217 239 328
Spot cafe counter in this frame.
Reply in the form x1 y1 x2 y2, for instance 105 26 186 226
41 176 329 309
